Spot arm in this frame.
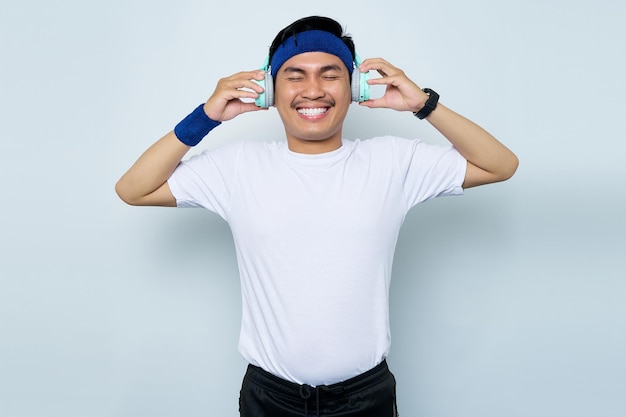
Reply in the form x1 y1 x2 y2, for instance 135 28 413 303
115 70 267 206
425 104 518 188
358 58 518 189
115 131 189 206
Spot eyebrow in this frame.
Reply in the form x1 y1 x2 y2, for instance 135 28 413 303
281 64 344 74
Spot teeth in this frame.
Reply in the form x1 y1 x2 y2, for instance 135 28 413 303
297 107 327 116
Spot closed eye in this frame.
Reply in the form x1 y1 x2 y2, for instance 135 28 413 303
280 64 346 82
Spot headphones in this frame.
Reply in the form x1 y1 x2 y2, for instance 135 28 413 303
254 54 370 108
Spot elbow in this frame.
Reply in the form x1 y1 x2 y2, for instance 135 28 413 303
115 179 139 206
500 153 519 182
507 152 520 179
463 151 519 189
114 178 175 207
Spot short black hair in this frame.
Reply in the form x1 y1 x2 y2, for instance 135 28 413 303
268 16 356 63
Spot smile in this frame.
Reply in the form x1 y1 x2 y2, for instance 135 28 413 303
297 107 329 117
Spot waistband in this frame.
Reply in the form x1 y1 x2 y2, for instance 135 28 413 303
244 359 390 402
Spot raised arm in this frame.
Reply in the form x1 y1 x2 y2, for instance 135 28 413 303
425 104 518 188
115 131 189 206
358 58 518 188
115 70 267 206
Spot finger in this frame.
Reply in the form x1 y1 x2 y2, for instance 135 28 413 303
367 74 403 88
359 58 398 75
359 57 390 69
223 87 263 102
219 70 267 92
358 97 387 109
239 101 268 114
229 70 267 81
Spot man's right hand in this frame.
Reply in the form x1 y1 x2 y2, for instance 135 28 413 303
203 70 268 122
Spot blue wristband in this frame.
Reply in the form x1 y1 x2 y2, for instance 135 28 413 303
174 104 221 146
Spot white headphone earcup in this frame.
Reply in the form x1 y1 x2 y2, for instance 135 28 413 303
351 69 360 102
265 73 274 107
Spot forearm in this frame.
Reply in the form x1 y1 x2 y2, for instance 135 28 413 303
425 103 519 184
115 131 190 206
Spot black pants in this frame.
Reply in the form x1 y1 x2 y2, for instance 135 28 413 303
239 360 399 417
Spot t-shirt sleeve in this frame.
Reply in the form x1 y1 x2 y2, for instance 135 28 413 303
396 138 467 209
167 143 242 219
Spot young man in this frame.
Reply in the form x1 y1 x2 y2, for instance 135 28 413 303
116 16 518 417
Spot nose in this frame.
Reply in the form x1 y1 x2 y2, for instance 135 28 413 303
301 77 325 100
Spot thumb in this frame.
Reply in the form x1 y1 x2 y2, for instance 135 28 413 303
359 97 387 109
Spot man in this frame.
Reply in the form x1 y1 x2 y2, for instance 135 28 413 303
116 15 518 417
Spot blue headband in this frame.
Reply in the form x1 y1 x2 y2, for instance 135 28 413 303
269 30 354 78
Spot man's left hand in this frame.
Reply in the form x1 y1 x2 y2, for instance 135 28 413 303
358 58 429 113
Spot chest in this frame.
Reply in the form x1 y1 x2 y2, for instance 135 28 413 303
228 160 406 247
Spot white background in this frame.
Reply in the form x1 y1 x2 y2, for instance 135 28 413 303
1 0 625 416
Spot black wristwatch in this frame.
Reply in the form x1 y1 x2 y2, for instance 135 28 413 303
413 88 439 120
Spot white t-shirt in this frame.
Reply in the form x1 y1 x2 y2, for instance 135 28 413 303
168 136 466 386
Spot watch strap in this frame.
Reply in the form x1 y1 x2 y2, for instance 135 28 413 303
414 88 439 120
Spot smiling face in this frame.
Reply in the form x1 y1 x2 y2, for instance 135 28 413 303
273 52 352 154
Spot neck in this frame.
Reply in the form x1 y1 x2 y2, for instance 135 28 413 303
286 136 343 154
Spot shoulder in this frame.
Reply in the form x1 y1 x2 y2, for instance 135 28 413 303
355 136 462 156
346 137 464 173
187 140 284 162
349 136 421 148
346 136 424 157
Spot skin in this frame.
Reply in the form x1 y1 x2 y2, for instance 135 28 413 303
115 52 518 206
273 52 352 154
